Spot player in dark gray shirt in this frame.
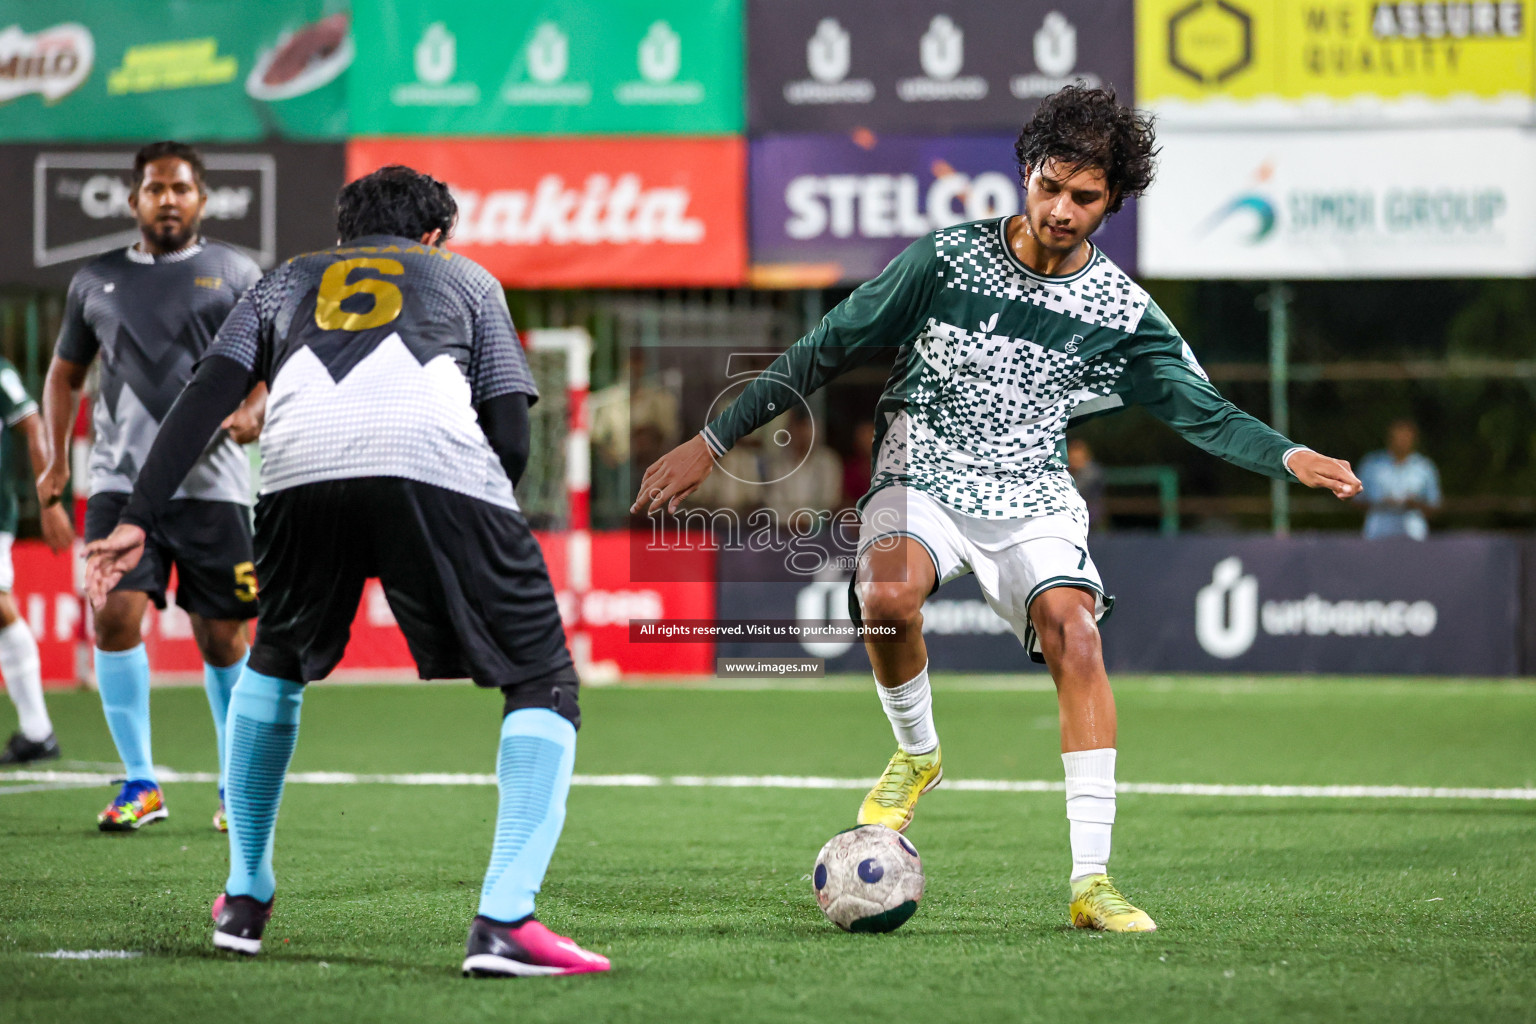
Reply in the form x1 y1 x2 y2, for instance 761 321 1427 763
39 141 268 834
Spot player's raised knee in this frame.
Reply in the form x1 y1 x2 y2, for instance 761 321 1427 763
856 580 926 625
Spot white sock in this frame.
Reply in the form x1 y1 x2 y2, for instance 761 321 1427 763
1063 747 1117 881
0 619 51 742
876 663 937 755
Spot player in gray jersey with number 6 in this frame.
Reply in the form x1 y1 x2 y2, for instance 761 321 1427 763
634 85 1363 933
40 141 268 834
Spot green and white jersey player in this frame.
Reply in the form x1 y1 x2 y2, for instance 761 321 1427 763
0 356 74 765
634 86 1362 932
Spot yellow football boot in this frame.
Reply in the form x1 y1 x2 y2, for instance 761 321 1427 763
1069 874 1157 932
856 746 942 833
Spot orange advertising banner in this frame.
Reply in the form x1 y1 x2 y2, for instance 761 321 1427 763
346 137 746 287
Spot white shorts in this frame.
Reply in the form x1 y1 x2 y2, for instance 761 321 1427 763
856 486 1111 662
0 533 12 592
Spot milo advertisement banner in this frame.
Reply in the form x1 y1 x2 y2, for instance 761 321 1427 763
0 0 352 140
350 0 742 135
748 0 1133 133
750 132 1137 286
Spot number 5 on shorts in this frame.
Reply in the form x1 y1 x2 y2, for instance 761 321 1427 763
234 561 258 603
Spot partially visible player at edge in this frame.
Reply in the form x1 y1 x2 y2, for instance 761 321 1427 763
85 165 609 976
39 141 268 832
0 357 73 764
633 86 1362 933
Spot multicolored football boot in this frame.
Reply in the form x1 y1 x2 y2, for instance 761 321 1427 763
213 788 227 832
97 779 168 832
1069 874 1157 932
462 916 611 977
212 892 273 956
856 746 943 833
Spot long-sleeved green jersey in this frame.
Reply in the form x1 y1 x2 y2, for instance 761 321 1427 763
702 217 1303 525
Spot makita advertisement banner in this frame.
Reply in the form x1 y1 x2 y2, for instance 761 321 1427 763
0 1 352 141
350 0 742 135
0 143 345 288
747 0 1133 133
346 138 748 288
715 535 1524 676
1091 535 1522 676
749 133 1137 285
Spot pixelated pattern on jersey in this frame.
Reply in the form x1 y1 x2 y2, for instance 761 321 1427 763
867 313 1124 520
931 222 1150 334
204 237 536 507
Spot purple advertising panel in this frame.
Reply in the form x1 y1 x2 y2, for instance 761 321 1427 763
748 0 1134 134
749 132 1136 286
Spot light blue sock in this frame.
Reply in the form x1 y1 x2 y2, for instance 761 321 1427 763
477 709 577 923
223 670 304 903
203 653 247 793
95 645 155 784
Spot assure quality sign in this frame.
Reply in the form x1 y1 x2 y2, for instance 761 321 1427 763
1137 0 1536 125
346 138 746 288
1139 128 1536 278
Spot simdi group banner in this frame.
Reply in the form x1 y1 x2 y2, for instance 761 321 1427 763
1136 0 1536 126
748 0 1133 133
0 143 346 288
0 0 352 140
750 132 1136 286
349 0 742 135
346 138 747 288
1139 128 1536 278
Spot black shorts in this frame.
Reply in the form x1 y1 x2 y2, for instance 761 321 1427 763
248 477 574 690
85 493 258 621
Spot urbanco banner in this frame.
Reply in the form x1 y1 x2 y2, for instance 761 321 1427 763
346 138 747 288
1139 128 1536 278
748 0 1133 133
750 132 1137 285
0 1 352 141
1092 535 1521 676
1136 0 1536 126
0 143 346 288
350 0 742 135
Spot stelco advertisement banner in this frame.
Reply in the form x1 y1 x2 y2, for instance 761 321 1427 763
349 0 742 136
346 138 747 288
0 143 346 288
0 0 352 141
1137 0 1536 126
750 132 1137 286
748 0 1133 133
1139 128 1536 278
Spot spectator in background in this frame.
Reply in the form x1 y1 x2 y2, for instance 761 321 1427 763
1357 419 1440 540
1067 438 1107 530
842 419 876 510
590 347 681 471
762 407 842 525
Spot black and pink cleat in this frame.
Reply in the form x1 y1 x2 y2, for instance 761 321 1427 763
461 915 610 977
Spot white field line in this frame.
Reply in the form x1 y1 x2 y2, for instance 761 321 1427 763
3 769 1534 801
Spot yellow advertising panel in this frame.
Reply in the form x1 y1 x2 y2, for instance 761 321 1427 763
1138 0 1536 124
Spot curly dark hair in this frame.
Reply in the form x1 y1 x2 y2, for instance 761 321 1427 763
1014 85 1157 215
336 164 458 243
133 140 206 193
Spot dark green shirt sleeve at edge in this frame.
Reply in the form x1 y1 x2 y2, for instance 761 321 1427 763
701 236 937 454
1123 303 1305 481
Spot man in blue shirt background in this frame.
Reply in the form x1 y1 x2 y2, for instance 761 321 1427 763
1358 419 1441 540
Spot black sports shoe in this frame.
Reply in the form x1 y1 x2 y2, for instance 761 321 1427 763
0 731 60 766
212 892 273 955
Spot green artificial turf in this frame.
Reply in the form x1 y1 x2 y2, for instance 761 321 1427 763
2 676 1534 1024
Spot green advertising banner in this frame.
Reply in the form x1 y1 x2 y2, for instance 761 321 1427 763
350 0 742 135
0 0 351 141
